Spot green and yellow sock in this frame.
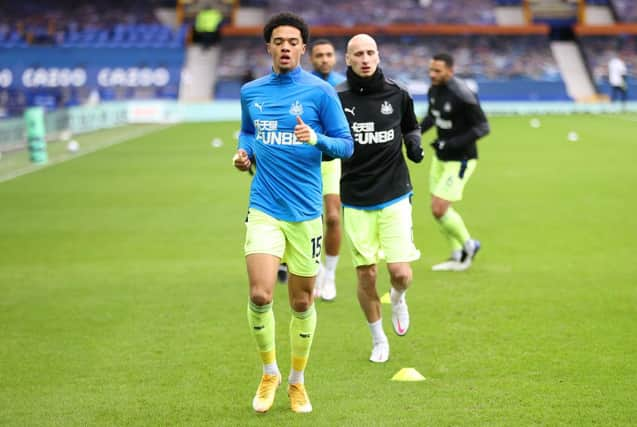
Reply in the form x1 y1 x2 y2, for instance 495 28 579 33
288 304 317 384
437 219 463 255
438 207 470 254
247 300 278 375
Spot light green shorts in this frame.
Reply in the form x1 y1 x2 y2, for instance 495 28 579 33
343 197 421 267
321 159 341 196
429 156 477 202
244 208 322 277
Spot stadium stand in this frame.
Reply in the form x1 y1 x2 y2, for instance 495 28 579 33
0 1 186 116
0 2 187 49
612 0 637 22
215 34 566 101
2 0 636 117
266 0 497 25
579 34 636 97
495 0 523 5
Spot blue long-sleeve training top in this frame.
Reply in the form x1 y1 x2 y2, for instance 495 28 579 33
239 66 353 222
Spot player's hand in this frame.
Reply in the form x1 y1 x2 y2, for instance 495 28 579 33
233 149 252 172
430 139 446 151
294 116 317 145
406 141 424 163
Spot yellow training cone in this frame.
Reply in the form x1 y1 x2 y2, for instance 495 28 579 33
380 292 391 304
391 368 426 382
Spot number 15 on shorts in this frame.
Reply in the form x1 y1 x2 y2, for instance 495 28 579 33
311 236 322 262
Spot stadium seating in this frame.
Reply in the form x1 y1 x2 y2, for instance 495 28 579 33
495 0 523 5
3 0 635 115
0 30 29 48
1 1 186 49
215 34 567 101
579 35 636 98
0 1 186 115
59 23 187 49
266 0 497 25
612 0 637 22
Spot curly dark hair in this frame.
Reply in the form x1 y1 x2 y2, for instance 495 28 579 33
263 12 309 44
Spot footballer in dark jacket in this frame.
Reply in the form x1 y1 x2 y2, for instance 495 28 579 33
335 34 423 364
420 52 490 272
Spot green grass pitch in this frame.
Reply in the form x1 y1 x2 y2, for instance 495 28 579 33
1 115 636 426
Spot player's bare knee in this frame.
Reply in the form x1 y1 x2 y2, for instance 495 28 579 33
358 266 377 281
391 270 412 288
250 291 273 307
325 212 340 229
291 295 312 312
431 204 446 219
388 265 412 287
431 197 450 219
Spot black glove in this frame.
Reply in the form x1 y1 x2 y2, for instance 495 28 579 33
430 139 447 151
406 141 424 163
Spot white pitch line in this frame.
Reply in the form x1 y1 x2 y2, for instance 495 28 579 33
0 124 174 184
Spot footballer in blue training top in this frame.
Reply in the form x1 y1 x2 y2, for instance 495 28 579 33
232 12 353 416
237 53 352 222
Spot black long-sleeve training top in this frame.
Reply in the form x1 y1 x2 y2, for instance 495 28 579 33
420 76 490 161
336 68 423 207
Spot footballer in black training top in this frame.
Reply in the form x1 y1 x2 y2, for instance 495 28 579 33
421 52 490 273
